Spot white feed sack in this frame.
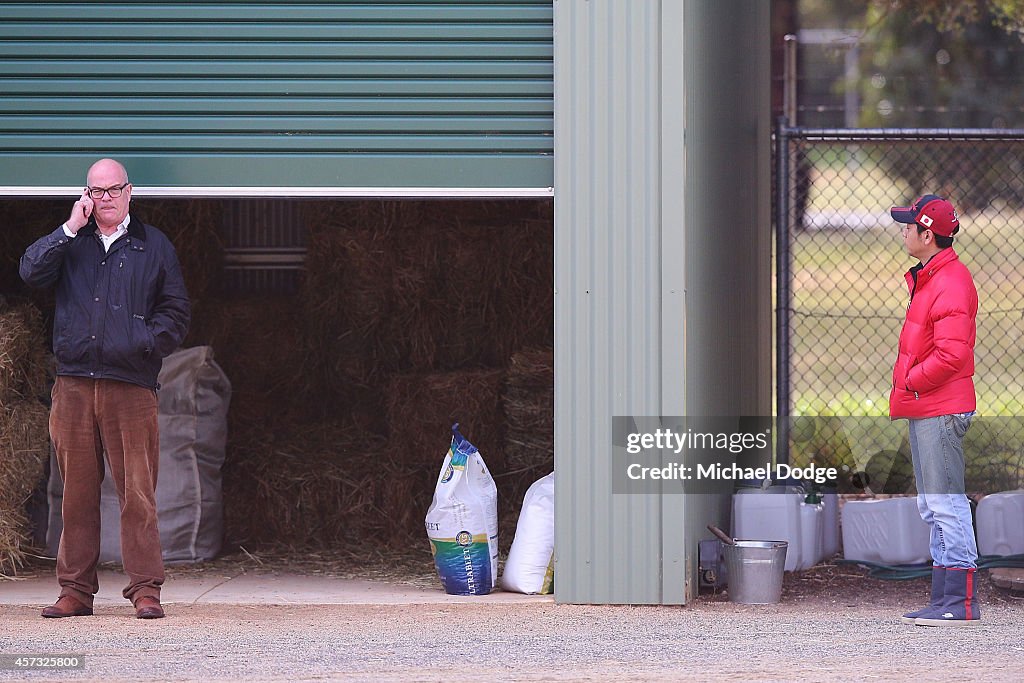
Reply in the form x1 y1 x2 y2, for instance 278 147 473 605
425 424 499 595
501 472 554 594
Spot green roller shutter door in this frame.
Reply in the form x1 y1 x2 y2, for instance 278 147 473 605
0 1 553 194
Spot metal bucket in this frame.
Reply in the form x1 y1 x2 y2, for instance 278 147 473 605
722 540 788 604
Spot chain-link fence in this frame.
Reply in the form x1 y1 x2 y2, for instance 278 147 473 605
776 126 1024 494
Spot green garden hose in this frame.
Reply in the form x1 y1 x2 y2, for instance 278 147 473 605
837 554 1024 580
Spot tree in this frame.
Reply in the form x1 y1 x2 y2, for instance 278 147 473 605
869 1 1024 35
857 2 1024 208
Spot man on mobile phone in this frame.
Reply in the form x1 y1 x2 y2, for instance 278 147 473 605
20 158 190 619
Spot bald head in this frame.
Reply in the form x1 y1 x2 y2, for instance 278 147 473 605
87 158 128 186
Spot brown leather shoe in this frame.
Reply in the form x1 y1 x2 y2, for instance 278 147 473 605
41 595 93 618
134 596 164 619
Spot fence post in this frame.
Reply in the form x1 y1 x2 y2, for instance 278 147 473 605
775 117 791 467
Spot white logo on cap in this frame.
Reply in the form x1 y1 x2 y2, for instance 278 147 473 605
919 214 934 227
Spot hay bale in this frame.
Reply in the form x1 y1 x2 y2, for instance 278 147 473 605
301 201 553 384
222 421 434 548
503 348 554 472
187 296 320 429
302 206 421 424
497 349 554 549
385 369 506 469
302 219 449 382
303 220 400 385
0 299 51 573
0 399 50 573
207 199 552 552
0 301 51 402
0 515 31 576
494 220 554 359
373 214 555 376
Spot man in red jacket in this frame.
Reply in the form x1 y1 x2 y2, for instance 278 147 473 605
889 194 980 627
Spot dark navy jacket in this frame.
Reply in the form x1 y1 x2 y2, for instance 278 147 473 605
20 218 191 389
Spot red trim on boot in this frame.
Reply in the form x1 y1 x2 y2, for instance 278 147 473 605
964 568 974 620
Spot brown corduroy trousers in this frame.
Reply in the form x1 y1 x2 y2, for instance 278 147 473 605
50 376 163 607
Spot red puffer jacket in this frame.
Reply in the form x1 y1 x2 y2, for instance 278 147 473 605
889 248 978 419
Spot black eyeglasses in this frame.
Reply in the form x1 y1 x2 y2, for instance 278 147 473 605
88 183 129 199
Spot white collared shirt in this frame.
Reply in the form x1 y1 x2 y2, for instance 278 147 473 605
63 214 131 253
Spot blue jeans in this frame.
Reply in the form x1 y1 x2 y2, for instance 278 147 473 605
907 413 978 569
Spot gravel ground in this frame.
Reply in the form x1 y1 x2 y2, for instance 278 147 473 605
2 561 1022 682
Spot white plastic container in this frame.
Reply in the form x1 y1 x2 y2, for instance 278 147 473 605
841 497 930 565
822 492 840 559
800 500 825 567
733 487 819 571
977 490 1024 557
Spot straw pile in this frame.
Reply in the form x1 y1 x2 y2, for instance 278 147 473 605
0 400 50 569
219 200 553 551
384 369 506 469
187 295 318 430
0 302 51 403
301 201 552 381
0 300 52 574
494 220 555 358
503 348 554 472
223 421 435 547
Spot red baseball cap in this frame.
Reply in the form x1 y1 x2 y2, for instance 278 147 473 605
890 194 960 237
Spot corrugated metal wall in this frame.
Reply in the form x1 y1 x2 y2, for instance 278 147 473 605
682 0 772 579
554 0 687 605
221 200 306 294
553 0 770 604
0 1 553 194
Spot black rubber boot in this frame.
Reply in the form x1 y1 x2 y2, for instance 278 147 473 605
900 565 944 624
915 567 981 627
